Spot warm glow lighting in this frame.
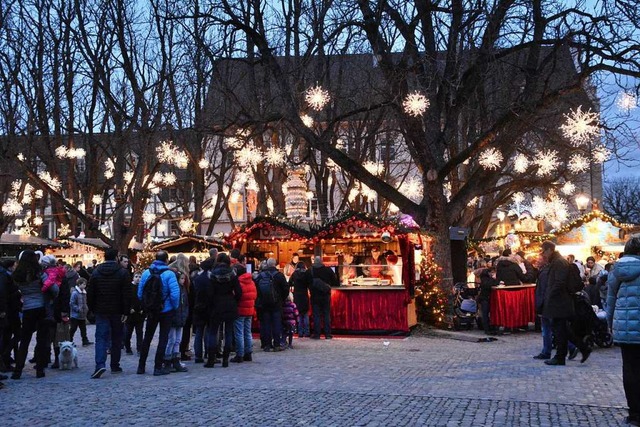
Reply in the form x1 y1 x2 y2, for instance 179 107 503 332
478 148 503 170
617 92 637 112
575 194 590 212
305 85 330 110
513 154 529 173
300 114 314 128
402 91 430 117
560 106 600 146
198 158 210 169
496 211 506 221
568 154 589 174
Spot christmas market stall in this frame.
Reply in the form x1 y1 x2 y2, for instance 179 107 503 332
151 234 227 262
0 233 63 258
48 236 109 266
311 212 425 335
226 216 313 273
551 209 639 263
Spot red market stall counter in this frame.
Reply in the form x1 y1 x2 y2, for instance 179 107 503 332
329 286 413 335
490 284 536 329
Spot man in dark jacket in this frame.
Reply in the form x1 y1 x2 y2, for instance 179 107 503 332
540 241 591 366
254 258 288 351
496 250 528 286
0 259 19 377
88 248 131 378
310 256 339 340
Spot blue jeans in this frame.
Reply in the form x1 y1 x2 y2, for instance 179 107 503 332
298 313 310 336
541 316 576 357
234 316 253 357
261 309 282 349
95 314 123 370
165 327 182 359
312 300 331 337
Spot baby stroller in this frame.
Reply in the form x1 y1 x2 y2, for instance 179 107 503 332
453 282 479 330
571 291 614 349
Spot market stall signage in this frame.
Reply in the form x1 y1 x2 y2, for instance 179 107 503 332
259 227 292 240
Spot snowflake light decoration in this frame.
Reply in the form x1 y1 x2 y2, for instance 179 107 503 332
402 91 430 117
534 150 560 177
300 114 314 128
305 85 330 110
363 161 385 176
150 185 161 195
17 153 25 161
162 172 177 186
265 147 287 168
513 154 529 173
123 171 134 184
560 106 600 146
55 146 69 158
203 206 214 218
142 212 156 224
178 218 194 233
512 192 525 205
35 189 43 199
198 158 210 169
561 181 576 195
592 145 611 163
156 141 188 168
224 136 243 150
1 198 22 216
58 223 71 237
617 92 637 112
234 146 262 169
360 184 377 201
468 197 479 207
92 195 103 205
39 171 61 192
104 170 114 179
478 148 503 170
348 188 359 203
399 177 423 202
567 154 589 174
33 216 43 226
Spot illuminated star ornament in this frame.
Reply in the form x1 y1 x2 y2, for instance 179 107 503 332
305 85 330 111
560 106 600 146
513 153 529 173
567 154 589 174
534 150 560 177
478 148 503 170
592 145 611 163
402 91 429 117
617 92 637 112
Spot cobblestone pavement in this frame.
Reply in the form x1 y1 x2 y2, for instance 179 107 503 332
0 326 628 426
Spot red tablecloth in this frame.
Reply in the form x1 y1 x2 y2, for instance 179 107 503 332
330 289 409 333
490 285 536 328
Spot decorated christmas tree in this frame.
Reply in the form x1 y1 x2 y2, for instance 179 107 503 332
414 256 448 327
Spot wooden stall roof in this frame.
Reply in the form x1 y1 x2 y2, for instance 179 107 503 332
551 209 638 246
314 211 422 240
226 216 313 245
65 237 110 249
0 233 63 247
152 234 226 253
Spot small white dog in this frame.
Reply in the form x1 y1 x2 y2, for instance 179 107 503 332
59 341 78 370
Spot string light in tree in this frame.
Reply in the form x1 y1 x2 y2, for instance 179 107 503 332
478 148 503 170
560 106 600 146
39 171 61 192
402 91 430 117
534 149 560 177
513 153 529 173
305 85 330 110
33 216 43 226
399 176 423 202
17 153 25 161
162 172 177 186
568 153 589 173
592 145 611 163
617 92 638 112
1 198 22 216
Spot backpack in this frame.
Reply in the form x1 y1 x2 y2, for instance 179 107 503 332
257 271 279 306
142 272 165 316
567 263 584 293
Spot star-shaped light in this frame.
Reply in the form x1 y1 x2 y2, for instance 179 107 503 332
305 85 330 110
402 91 430 117
567 154 589 174
561 181 576 195
592 145 611 163
534 150 560 177
513 154 529 173
560 106 600 146
478 148 503 170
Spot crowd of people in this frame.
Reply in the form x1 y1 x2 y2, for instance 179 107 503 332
0 247 340 387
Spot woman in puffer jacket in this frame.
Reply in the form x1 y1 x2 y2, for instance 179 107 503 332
606 237 640 426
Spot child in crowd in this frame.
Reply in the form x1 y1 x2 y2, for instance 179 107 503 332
281 294 299 349
40 255 65 320
69 278 92 346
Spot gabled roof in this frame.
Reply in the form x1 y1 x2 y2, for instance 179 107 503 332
0 233 63 247
152 234 226 253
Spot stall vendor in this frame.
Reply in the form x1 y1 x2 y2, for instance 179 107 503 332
363 246 387 278
283 253 299 279
340 252 358 283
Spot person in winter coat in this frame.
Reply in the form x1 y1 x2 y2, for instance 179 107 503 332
0 259 20 374
164 270 189 372
136 250 180 376
310 256 339 340
125 272 144 355
230 255 257 363
606 237 640 426
281 294 299 348
205 253 241 368
289 262 311 338
495 251 529 286
12 250 57 379
69 278 92 346
477 266 498 335
192 258 214 363
255 258 289 351
88 248 131 379
39 256 72 370
540 241 591 366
